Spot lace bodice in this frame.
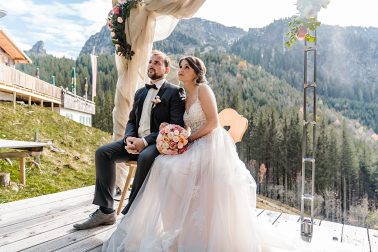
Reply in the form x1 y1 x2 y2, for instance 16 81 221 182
184 99 206 133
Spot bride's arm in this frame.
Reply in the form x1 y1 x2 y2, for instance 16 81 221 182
188 85 219 142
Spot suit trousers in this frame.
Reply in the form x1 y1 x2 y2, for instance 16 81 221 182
92 140 159 213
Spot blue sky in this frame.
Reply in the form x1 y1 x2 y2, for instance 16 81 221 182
0 0 377 59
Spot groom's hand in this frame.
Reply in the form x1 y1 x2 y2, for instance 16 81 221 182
125 137 138 154
133 138 146 153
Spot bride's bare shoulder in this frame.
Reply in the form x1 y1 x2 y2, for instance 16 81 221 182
198 84 215 101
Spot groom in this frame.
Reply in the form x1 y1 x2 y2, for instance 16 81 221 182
74 50 185 230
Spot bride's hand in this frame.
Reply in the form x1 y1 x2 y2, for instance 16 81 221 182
159 122 169 130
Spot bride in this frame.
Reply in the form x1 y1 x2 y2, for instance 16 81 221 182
102 56 355 252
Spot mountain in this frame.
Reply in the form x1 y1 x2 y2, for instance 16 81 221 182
154 18 246 54
80 26 114 55
26 41 47 56
79 18 246 56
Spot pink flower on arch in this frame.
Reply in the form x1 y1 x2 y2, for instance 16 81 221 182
113 6 120 15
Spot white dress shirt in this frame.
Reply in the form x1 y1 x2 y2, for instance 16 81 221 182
138 79 165 146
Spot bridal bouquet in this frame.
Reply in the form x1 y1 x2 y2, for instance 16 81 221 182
156 123 190 155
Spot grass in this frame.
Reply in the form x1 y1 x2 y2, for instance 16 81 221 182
0 102 111 203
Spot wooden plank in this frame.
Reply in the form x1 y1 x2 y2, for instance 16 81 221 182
0 200 95 236
0 185 94 212
0 151 36 158
254 208 264 216
342 224 370 252
24 220 120 252
87 245 103 252
256 209 281 224
0 205 98 246
0 194 95 227
320 220 343 242
0 139 48 149
310 222 343 245
272 213 301 240
273 213 299 226
369 228 378 252
55 229 115 252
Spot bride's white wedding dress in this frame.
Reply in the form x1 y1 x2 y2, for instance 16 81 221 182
102 99 356 252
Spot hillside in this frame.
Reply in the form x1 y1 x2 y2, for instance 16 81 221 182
0 102 111 203
230 19 378 132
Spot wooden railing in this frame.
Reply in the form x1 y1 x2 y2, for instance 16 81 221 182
0 64 61 100
62 90 96 115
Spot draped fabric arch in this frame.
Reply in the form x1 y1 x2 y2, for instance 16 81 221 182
111 0 205 186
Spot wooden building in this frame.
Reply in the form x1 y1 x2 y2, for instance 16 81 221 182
0 29 95 126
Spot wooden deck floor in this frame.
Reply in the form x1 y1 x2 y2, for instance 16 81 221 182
0 186 376 252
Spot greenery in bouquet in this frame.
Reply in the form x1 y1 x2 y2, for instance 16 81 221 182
107 0 143 60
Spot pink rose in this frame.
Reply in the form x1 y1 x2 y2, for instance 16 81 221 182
169 141 177 149
113 6 120 15
107 20 113 30
296 26 308 41
172 136 179 143
117 17 123 23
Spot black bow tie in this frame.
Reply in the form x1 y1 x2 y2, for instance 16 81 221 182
145 84 158 90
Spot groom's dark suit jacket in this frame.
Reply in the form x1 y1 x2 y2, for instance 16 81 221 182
124 81 186 145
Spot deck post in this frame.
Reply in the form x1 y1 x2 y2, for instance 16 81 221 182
13 91 16 110
20 157 26 185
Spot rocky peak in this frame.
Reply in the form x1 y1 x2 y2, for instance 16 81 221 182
27 41 47 56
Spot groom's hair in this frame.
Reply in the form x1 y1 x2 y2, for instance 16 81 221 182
151 50 170 68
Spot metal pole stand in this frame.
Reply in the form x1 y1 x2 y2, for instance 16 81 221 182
300 28 317 241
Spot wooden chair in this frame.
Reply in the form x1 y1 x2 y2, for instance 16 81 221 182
116 108 248 215
116 161 137 215
218 108 248 143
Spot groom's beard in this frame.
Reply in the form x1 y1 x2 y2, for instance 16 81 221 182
148 69 164 80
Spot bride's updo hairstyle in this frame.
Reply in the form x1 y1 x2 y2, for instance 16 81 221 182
179 56 207 85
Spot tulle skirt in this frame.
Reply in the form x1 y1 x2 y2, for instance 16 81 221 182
102 127 356 252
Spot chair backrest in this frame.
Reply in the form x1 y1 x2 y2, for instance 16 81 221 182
218 108 248 143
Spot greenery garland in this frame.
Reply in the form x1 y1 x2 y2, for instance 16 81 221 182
107 0 143 60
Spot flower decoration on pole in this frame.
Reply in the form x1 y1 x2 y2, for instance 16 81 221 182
285 0 330 48
107 0 143 60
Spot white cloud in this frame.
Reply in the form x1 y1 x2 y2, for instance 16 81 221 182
0 0 111 58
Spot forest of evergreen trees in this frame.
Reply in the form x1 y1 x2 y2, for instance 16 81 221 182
17 49 378 228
